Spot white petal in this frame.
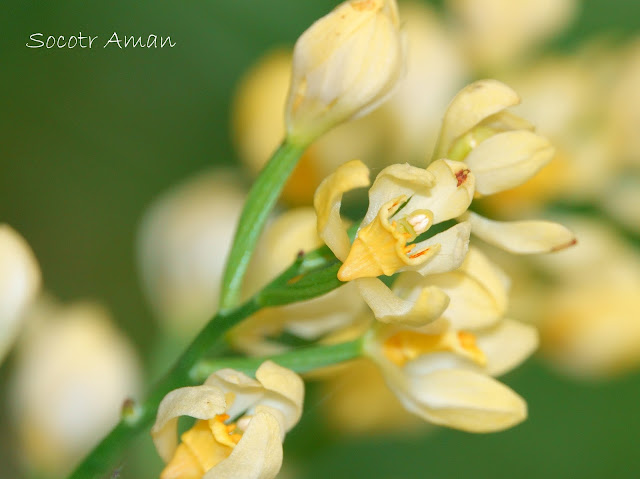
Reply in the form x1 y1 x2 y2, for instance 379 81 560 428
403 368 527 432
461 211 577 254
434 80 520 158
412 222 471 276
357 276 449 326
477 319 539 377
255 361 305 431
204 408 283 479
465 130 554 195
205 369 264 420
0 225 41 362
363 163 435 227
151 385 226 463
314 160 370 261
413 159 475 223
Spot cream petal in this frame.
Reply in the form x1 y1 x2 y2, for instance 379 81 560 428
204 409 283 479
255 361 305 431
477 319 539 377
465 130 554 195
357 276 449 326
460 247 510 311
461 211 577 254
205 369 264 420
411 222 471 276
403 368 527 432
426 271 504 330
481 110 535 132
314 160 370 261
362 163 436 226
151 385 226 463
434 80 520 158
413 159 475 223
0 225 41 362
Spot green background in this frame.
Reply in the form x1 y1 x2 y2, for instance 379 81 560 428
2 1 640 478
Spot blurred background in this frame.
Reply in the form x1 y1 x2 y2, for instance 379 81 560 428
2 0 640 478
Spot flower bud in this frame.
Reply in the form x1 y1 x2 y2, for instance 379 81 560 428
286 0 404 144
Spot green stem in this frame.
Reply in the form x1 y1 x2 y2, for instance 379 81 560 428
191 338 364 382
67 299 260 479
220 138 308 310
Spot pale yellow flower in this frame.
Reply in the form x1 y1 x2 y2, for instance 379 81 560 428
364 314 537 432
433 79 576 254
0 225 41 362
137 170 246 338
286 0 404 144
152 361 304 479
315 158 475 325
9 298 141 478
447 0 578 69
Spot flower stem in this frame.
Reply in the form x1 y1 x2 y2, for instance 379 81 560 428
66 299 260 479
190 338 365 382
220 138 308 310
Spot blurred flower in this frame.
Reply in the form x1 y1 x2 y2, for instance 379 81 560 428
381 1 469 161
9 298 141 478
137 170 246 338
286 0 404 144
152 361 303 479
0 225 41 362
447 0 578 70
315 158 474 325
433 80 576 253
231 208 364 355
529 218 640 379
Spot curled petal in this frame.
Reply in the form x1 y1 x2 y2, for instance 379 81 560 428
314 160 370 261
152 386 226 463
205 369 264 420
460 211 577 254
465 130 554 196
204 408 283 479
434 80 520 158
412 222 471 276
255 361 305 431
357 276 449 326
403 368 527 432
363 163 436 226
477 319 539 377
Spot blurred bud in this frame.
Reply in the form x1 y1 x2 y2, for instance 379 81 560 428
0 225 41 363
286 0 404 144
9 298 141 478
137 170 245 338
447 0 578 69
381 2 468 161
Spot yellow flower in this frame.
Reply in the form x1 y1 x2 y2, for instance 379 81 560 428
286 0 404 144
363 248 537 432
152 361 303 479
433 79 576 254
314 158 475 325
0 224 41 362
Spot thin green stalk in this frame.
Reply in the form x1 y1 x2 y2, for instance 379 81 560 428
220 138 308 310
191 338 365 382
67 299 260 479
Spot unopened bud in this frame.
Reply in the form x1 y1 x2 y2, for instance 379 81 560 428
286 0 404 144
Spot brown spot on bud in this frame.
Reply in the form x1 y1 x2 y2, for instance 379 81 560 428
456 168 470 187
551 238 578 252
287 274 304 285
